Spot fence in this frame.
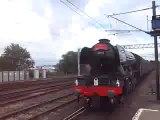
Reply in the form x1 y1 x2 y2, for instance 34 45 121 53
0 71 29 83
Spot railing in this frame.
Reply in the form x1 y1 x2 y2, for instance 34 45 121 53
0 71 29 83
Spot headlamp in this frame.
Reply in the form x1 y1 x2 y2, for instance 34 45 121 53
94 78 98 86
75 79 78 86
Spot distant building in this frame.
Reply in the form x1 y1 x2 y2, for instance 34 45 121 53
34 65 56 72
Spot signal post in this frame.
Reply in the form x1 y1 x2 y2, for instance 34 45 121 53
151 1 160 100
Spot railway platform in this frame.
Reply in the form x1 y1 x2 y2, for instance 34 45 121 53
132 72 160 120
74 71 160 120
132 108 160 120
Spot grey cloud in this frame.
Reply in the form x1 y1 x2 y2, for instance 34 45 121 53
2 0 160 65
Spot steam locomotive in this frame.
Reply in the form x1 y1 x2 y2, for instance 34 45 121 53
73 39 153 109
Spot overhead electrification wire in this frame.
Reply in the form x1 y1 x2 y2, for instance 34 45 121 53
60 0 99 28
108 31 131 36
106 30 140 36
64 0 106 29
107 7 151 17
60 0 98 28
105 5 160 35
106 5 160 17
60 0 82 16
107 30 140 36
107 16 149 34
105 30 140 32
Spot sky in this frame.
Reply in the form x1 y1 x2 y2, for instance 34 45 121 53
0 0 160 65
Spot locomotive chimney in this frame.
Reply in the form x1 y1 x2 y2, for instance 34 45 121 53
99 39 110 43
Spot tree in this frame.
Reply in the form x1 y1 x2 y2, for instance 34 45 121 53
0 43 34 71
58 51 78 74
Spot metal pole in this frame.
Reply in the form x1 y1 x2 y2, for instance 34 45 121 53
19 70 20 80
77 48 80 76
8 71 9 82
2 71 3 83
152 1 160 100
14 71 15 81
147 15 149 31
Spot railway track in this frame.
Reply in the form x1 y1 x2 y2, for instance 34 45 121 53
0 78 74 92
63 107 87 120
0 83 72 107
0 80 72 99
0 93 77 120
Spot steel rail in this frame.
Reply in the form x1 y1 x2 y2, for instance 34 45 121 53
0 84 72 107
0 81 72 98
63 106 87 120
0 93 74 120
